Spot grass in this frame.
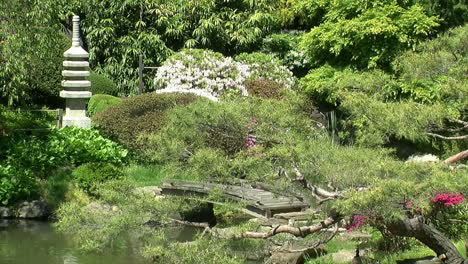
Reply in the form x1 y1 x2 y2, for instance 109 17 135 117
125 164 168 187
305 233 467 264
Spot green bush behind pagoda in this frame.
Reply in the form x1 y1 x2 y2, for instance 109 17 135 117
87 94 122 117
92 93 200 151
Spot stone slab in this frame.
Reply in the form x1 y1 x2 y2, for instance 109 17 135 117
62 117 91 129
62 80 91 88
63 61 89 68
60 90 92 98
62 70 90 77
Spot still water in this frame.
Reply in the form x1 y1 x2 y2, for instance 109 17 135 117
0 220 149 264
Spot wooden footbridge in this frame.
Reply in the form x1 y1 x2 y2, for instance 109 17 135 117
161 179 309 218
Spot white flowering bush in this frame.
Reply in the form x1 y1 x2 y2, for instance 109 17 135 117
154 49 251 101
234 53 295 88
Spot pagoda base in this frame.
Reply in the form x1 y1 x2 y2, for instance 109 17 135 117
62 116 91 129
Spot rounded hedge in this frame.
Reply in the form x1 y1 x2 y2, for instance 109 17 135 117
92 93 199 150
88 73 119 96
87 94 122 117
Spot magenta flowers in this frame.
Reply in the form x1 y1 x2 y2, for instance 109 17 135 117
432 193 465 207
346 215 366 232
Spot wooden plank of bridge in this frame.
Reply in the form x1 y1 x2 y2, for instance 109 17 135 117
161 179 308 218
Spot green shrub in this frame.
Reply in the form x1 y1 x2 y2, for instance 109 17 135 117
72 163 124 194
1 127 127 177
244 79 286 99
262 33 311 76
93 93 199 151
88 73 119 96
0 166 37 205
87 94 122 117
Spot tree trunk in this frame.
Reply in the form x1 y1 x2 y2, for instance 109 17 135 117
387 216 467 264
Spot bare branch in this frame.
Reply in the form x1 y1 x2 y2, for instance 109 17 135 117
453 119 468 126
427 133 468 140
213 217 338 239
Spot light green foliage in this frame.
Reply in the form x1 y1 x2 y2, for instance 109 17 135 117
0 0 68 106
340 93 446 147
301 25 467 153
142 236 245 264
87 94 122 117
125 164 168 187
299 1 440 68
393 24 468 115
88 73 119 96
235 52 295 88
72 163 124 195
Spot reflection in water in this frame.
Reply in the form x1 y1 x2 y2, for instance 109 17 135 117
0 220 148 264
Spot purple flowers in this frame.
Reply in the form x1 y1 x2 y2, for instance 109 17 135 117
245 137 257 150
432 193 464 207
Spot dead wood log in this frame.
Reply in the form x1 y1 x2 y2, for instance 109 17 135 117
444 150 468 164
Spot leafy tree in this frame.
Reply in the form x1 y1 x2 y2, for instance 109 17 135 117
0 0 68 106
58 0 282 95
298 1 440 69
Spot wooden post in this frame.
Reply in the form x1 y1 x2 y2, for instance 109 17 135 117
56 109 63 129
139 54 144 94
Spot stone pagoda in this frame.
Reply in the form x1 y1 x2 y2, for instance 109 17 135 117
60 15 92 128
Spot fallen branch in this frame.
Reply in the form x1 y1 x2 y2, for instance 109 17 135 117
444 150 468 164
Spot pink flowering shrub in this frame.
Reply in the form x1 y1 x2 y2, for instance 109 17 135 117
245 118 258 150
432 193 464 207
346 215 366 232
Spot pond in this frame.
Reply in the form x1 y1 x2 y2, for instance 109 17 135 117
0 219 149 264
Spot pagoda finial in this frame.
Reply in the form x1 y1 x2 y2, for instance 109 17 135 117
72 15 81 47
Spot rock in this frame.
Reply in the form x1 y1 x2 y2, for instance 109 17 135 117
134 186 162 198
16 200 50 219
266 246 327 264
331 249 370 263
397 256 442 264
406 154 439 164
0 207 12 218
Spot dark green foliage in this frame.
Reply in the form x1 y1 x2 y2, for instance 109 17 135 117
92 93 199 151
88 73 119 96
0 167 37 205
0 0 69 106
58 0 281 95
415 0 468 30
87 94 122 117
0 106 57 135
244 78 286 99
261 32 311 76
72 163 124 194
